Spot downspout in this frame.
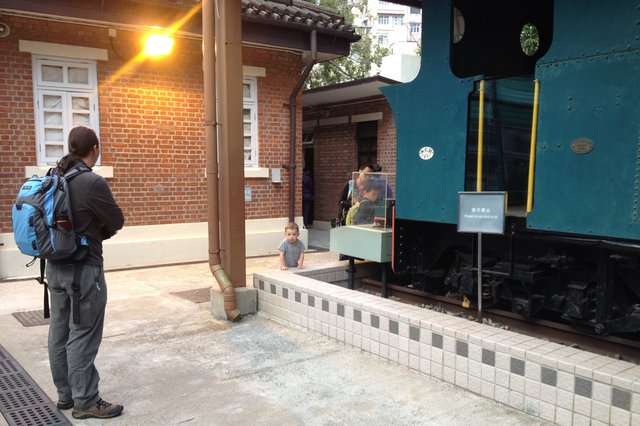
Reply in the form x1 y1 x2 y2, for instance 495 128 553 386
287 30 317 222
203 0 240 321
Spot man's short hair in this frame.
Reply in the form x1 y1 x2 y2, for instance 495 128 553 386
359 162 374 171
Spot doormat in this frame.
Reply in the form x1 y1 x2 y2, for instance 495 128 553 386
11 311 50 327
170 287 211 303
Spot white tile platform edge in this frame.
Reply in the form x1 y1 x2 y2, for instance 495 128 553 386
255 266 640 426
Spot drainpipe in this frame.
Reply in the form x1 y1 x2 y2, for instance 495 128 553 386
203 0 239 321
287 30 317 222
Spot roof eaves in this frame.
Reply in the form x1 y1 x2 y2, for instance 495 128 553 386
241 0 359 41
303 75 400 95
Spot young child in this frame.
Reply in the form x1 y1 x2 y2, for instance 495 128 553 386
353 178 383 225
278 222 305 270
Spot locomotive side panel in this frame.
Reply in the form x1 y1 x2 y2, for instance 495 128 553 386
530 55 640 239
383 0 640 334
528 0 640 240
381 0 471 225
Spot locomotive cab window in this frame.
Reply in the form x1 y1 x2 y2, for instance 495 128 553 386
450 0 553 78
452 1 553 215
464 77 535 215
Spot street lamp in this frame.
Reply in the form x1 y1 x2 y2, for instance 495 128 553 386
143 32 175 58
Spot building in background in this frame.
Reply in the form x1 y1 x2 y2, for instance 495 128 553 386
365 0 421 56
0 0 359 279
302 76 399 228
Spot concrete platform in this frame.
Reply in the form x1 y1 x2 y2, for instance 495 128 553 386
0 250 547 426
257 262 640 426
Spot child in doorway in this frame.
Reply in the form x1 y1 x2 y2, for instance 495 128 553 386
278 222 305 270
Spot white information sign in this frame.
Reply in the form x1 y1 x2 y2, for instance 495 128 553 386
457 192 506 235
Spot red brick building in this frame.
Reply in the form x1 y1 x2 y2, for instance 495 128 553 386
302 76 398 227
0 0 358 278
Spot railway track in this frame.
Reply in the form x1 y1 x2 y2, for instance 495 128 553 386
361 278 640 365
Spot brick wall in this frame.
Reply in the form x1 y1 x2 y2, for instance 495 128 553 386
308 99 396 223
0 23 33 230
244 48 304 220
0 15 304 233
314 124 357 223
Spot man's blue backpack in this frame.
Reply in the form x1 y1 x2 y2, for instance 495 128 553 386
12 165 89 260
12 165 89 319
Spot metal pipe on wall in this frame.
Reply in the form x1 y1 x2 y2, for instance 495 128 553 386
216 0 246 285
203 0 239 321
287 30 317 222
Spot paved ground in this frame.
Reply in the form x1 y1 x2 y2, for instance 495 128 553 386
0 229 550 425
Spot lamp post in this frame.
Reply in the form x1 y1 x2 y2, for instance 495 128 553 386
143 33 175 57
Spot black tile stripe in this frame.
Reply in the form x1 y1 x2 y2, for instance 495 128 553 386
540 367 557 387
409 326 420 341
510 358 525 376
574 377 592 398
482 349 495 366
432 333 443 349
456 341 468 357
371 315 380 329
612 387 631 411
353 309 362 322
389 320 399 335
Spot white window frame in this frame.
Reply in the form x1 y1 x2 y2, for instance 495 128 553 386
243 76 259 167
392 15 404 26
32 56 100 166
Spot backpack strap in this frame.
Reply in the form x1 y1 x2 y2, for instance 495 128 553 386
47 164 90 180
37 259 81 323
71 263 82 324
66 165 89 324
36 259 50 319
48 164 90 324
63 164 90 181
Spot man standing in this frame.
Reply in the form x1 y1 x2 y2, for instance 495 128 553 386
47 126 125 419
302 167 314 229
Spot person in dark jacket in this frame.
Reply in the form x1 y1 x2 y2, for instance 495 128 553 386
47 126 125 420
302 167 314 229
335 162 374 227
353 178 383 225
371 163 394 199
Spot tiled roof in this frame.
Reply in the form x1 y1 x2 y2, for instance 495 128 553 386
241 0 357 36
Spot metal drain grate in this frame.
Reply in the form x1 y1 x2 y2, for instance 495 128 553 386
170 287 211 303
0 345 70 426
12 311 50 327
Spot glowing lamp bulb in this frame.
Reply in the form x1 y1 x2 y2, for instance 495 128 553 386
144 34 175 57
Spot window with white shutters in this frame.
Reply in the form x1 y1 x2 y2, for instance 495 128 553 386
33 57 99 165
243 77 259 167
